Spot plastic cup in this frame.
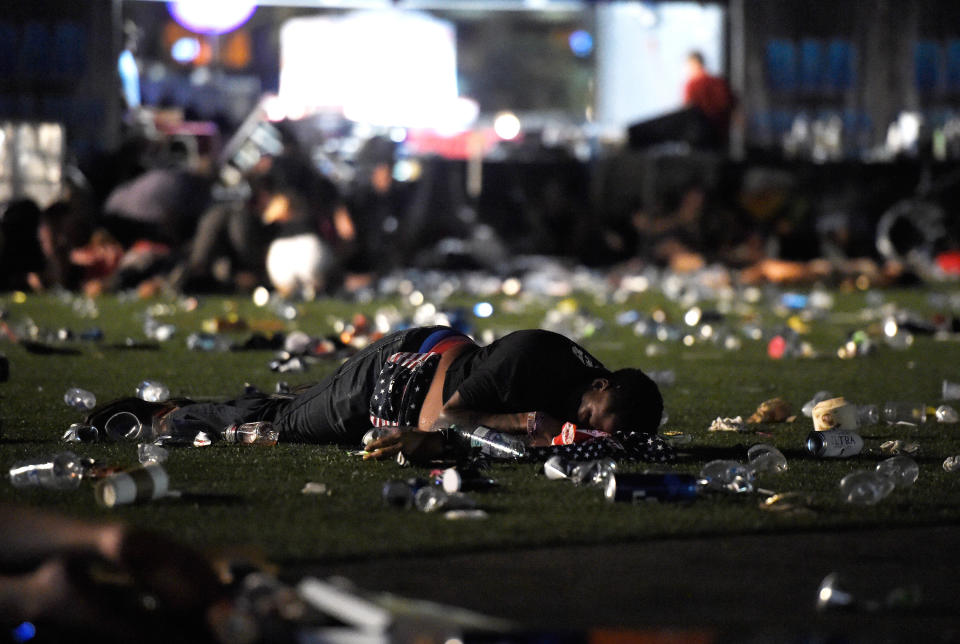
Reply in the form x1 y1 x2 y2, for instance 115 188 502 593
104 411 143 441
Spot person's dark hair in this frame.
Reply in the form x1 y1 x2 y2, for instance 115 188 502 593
606 368 663 433
688 50 705 66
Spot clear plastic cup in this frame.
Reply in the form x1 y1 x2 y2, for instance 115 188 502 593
104 411 142 441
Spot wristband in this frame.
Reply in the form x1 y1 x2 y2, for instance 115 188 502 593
527 411 542 436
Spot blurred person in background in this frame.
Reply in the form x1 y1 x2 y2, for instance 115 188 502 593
683 50 737 150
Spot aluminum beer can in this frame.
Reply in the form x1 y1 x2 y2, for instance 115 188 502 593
604 472 700 503
806 429 863 458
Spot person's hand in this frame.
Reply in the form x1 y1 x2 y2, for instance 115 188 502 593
529 412 563 446
363 428 445 462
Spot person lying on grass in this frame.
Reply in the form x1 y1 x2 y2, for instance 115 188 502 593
145 325 670 463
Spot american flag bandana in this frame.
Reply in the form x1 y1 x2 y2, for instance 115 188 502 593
369 351 441 427
528 430 676 463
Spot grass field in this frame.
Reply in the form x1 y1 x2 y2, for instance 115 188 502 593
3 278 960 570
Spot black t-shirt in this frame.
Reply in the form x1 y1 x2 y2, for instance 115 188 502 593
442 329 609 422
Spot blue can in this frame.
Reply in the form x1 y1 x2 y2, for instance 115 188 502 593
604 473 701 503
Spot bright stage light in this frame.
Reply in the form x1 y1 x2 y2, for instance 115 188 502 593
493 112 521 140
167 0 256 35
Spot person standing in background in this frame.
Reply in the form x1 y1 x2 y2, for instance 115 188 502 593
683 50 736 149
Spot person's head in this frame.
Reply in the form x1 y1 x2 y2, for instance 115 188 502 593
687 50 706 76
577 368 663 434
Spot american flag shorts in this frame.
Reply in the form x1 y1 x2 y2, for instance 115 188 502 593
368 351 441 428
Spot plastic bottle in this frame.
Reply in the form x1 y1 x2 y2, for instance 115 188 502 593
9 452 83 489
747 444 788 474
186 332 231 352
452 426 527 460
875 455 919 488
136 380 170 403
64 387 96 411
857 404 880 426
806 429 863 458
936 405 959 423
413 486 477 513
839 470 895 505
699 459 754 493
604 472 701 503
882 402 927 425
223 422 279 446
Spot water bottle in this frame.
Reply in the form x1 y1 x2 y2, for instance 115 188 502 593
857 404 880 426
806 429 863 458
223 422 279 446
136 380 170 403
9 452 83 489
882 402 928 426
839 470 894 505
604 472 701 503
747 444 788 475
64 387 96 411
186 332 231 352
875 455 919 488
699 459 754 493
452 426 527 460
413 486 477 513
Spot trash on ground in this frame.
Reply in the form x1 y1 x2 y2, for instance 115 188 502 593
708 416 746 432
748 397 793 423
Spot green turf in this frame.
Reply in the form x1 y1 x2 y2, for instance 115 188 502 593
2 285 960 566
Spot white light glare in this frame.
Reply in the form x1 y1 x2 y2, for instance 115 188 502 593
493 112 522 140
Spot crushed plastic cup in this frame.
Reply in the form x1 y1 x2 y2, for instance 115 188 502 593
137 443 169 465
699 459 754 493
747 444 788 474
936 404 959 423
839 470 895 505
875 455 919 488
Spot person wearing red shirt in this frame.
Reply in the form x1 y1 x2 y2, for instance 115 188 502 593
683 50 736 148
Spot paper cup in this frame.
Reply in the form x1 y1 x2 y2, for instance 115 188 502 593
94 463 169 507
812 397 859 432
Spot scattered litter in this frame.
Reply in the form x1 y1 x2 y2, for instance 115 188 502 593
880 439 920 455
758 491 815 515
137 443 169 464
747 397 793 423
708 416 746 432
839 470 894 505
302 482 331 495
935 404 959 423
807 429 864 458
943 456 960 472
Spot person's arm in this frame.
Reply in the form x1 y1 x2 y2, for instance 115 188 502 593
433 390 562 442
362 394 562 461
